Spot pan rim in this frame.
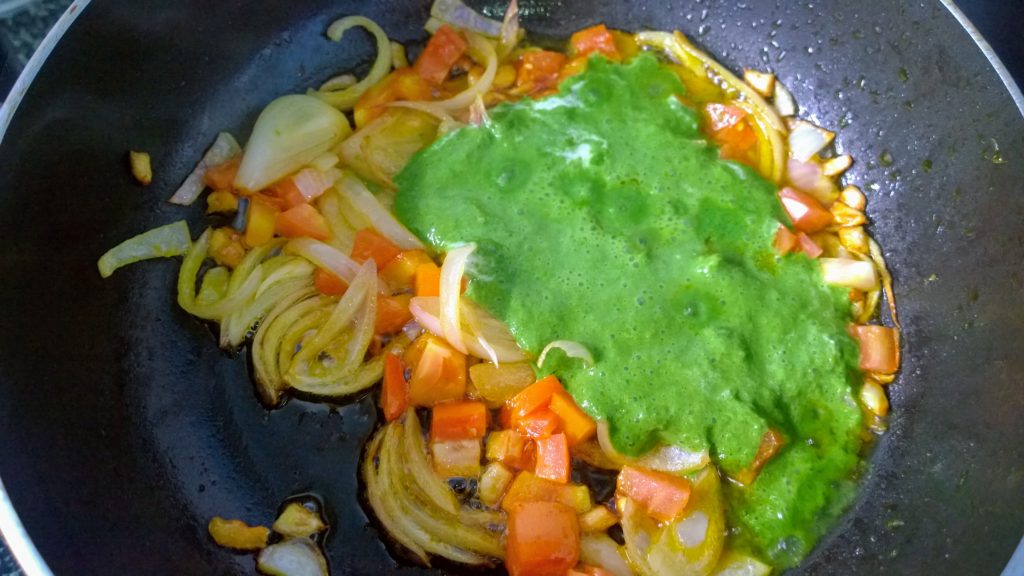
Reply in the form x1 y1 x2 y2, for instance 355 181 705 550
0 1 1020 575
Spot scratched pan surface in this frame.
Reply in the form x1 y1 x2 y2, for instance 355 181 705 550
0 1 1022 574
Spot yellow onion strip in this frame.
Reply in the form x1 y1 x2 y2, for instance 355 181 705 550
391 31 497 119
409 296 528 364
363 411 505 565
537 340 594 369
313 16 393 110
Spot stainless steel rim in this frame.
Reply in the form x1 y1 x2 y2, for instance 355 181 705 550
0 1 1020 574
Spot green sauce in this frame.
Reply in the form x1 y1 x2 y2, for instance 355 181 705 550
395 55 864 567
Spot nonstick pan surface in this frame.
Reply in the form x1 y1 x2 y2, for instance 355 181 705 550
0 1 1022 574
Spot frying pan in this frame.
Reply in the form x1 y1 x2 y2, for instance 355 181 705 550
0 1 1022 574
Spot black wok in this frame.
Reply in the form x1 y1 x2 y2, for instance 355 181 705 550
0 1 1022 574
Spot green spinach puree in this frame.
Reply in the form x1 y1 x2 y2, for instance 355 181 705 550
395 55 864 567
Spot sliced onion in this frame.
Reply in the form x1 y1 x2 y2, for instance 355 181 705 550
869 237 900 329
712 551 772 576
291 167 338 202
390 41 409 69
234 95 351 193
315 188 358 254
786 158 837 205
97 220 192 278
335 172 425 249
742 69 775 97
286 238 361 283
788 119 835 162
318 73 357 92
596 421 709 474
168 132 241 205
537 340 594 368
256 537 329 576
312 16 393 110
410 296 527 363
773 80 797 117
439 244 475 353
820 257 879 291
426 32 497 113
429 0 502 37
467 94 489 126
497 0 522 59
579 533 633 576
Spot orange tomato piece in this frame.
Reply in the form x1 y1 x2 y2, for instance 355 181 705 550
502 471 592 514
414 25 468 85
732 428 786 486
773 224 798 255
616 465 692 523
518 408 562 440
548 391 596 446
414 262 442 297
407 335 467 407
351 228 402 269
275 203 330 240
265 176 307 209
381 353 409 422
516 51 567 93
796 231 823 259
848 324 899 374
506 501 580 576
314 268 348 296
569 24 621 61
431 400 489 441
535 433 570 484
375 293 413 335
779 187 833 233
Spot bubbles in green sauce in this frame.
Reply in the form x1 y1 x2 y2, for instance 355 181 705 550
395 55 865 568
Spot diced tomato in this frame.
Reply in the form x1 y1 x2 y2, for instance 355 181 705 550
414 262 441 297
275 203 330 240
773 224 798 255
516 51 567 93
506 501 580 576
616 466 692 522
414 25 468 85
569 24 621 61
704 103 757 161
732 428 786 486
244 197 279 247
796 232 823 259
548 392 596 446
203 157 241 191
518 408 561 440
506 375 566 424
502 471 592 514
847 324 899 374
779 187 833 233
406 335 467 406
535 433 570 484
314 268 348 296
381 353 409 422
380 250 435 290
375 293 413 335
559 56 590 82
351 228 402 269
265 176 307 209
431 401 489 441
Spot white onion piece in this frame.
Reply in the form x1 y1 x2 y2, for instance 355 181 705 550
386 100 457 123
596 421 709 474
579 533 633 576
537 340 594 368
318 73 357 92
291 167 337 202
788 119 835 162
439 244 475 353
773 80 797 117
335 173 424 250
712 551 773 576
674 511 709 548
497 0 521 59
256 538 328 576
234 95 351 193
820 258 879 291
168 132 240 205
429 0 502 37
286 238 361 283
313 16 393 111
409 296 527 363
468 95 489 126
